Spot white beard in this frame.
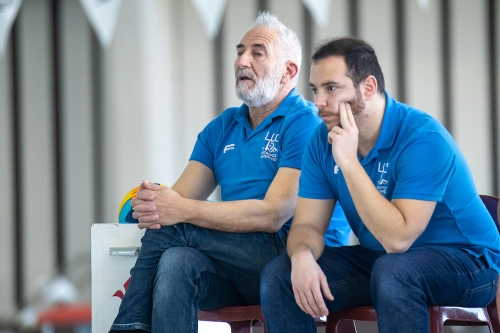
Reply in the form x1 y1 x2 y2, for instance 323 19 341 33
235 66 283 108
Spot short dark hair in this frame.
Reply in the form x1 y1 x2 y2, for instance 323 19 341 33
311 37 385 94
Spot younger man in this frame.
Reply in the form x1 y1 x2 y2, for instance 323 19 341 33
260 37 500 333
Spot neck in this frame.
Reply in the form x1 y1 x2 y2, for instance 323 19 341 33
357 92 386 158
248 85 293 129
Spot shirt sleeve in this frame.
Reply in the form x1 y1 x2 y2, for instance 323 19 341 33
392 132 455 201
278 108 321 169
298 124 337 199
189 116 223 171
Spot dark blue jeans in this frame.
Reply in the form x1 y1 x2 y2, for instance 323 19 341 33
110 223 287 333
260 245 498 333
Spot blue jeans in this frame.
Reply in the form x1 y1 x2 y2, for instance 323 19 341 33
110 223 288 333
260 245 498 333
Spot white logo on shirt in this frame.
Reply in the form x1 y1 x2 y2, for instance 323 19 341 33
261 132 279 161
264 132 279 153
223 144 235 153
334 165 340 174
377 162 389 194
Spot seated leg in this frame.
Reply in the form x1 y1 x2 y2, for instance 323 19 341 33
152 247 246 333
260 254 317 332
261 246 381 333
371 246 498 333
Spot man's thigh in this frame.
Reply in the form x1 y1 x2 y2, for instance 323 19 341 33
318 245 384 312
154 247 246 311
371 246 498 307
176 223 288 304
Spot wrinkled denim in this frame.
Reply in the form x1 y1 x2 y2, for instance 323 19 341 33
260 245 498 333
110 223 287 333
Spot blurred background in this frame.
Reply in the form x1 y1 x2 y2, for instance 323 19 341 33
0 0 499 332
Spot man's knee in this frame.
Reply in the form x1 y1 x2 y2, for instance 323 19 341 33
154 247 215 297
371 253 419 300
260 254 291 296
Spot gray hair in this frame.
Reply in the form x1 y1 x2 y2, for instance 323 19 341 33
249 11 302 85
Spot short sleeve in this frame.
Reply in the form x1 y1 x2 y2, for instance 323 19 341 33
298 124 336 199
278 109 321 169
392 132 455 201
189 116 223 171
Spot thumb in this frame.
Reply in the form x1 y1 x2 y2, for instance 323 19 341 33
320 274 334 301
142 179 164 191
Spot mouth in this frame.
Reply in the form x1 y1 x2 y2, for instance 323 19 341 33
319 113 341 128
238 75 253 82
319 113 336 121
236 68 256 83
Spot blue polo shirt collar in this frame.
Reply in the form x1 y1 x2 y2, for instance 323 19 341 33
362 91 398 164
234 88 299 134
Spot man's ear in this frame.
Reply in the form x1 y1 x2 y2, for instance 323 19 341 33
362 75 378 100
281 61 299 84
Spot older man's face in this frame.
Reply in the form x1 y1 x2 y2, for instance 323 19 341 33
234 26 284 107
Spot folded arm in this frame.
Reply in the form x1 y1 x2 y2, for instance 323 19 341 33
341 162 436 253
133 160 300 233
331 102 436 253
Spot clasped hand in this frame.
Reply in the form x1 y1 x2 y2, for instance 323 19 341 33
130 180 183 230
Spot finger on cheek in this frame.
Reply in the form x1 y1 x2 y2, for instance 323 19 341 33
328 132 334 144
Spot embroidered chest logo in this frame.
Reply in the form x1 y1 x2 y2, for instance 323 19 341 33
261 132 279 161
376 162 389 194
223 144 235 153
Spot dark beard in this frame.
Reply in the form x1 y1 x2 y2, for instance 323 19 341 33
350 86 366 115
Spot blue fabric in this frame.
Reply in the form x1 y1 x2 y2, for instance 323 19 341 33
192 88 317 174
190 88 350 234
190 89 318 205
324 202 351 247
298 92 500 272
261 246 498 333
191 88 350 232
111 224 288 332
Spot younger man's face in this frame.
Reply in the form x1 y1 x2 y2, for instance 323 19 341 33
309 56 365 131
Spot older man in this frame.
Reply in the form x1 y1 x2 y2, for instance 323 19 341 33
260 37 500 333
109 12 349 333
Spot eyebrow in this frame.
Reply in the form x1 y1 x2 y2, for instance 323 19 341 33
236 43 267 50
309 81 341 87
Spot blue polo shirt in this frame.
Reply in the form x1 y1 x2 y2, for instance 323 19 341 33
298 92 500 272
190 89 350 239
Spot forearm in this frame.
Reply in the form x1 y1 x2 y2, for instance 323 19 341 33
341 162 411 252
179 197 293 233
287 224 325 261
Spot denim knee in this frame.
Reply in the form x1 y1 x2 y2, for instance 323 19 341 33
260 254 292 299
260 254 291 284
154 247 213 302
371 253 420 301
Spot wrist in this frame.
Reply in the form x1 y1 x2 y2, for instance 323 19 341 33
180 197 195 221
337 158 361 176
290 249 315 263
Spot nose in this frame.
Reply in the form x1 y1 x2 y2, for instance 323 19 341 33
314 91 327 108
235 50 251 69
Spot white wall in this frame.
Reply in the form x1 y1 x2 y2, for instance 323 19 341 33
17 0 57 303
406 0 443 121
451 0 491 194
60 0 94 301
0 24 15 318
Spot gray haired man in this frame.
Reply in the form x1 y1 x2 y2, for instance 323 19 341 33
109 12 349 333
